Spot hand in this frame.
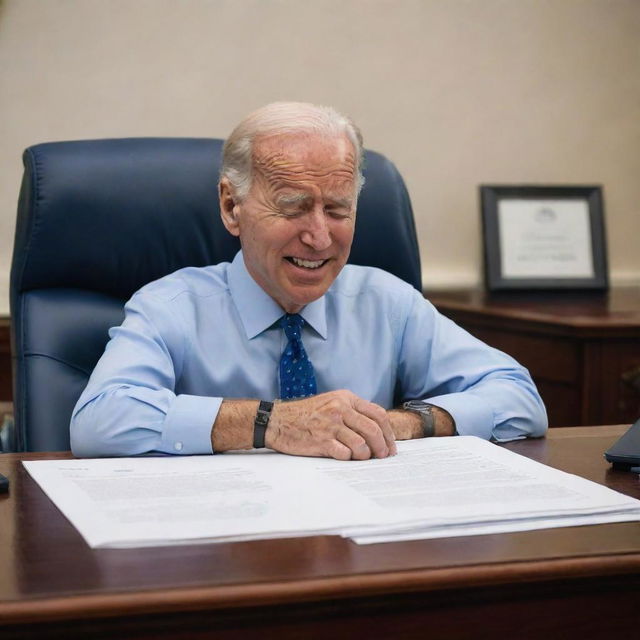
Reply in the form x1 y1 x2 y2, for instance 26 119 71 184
266 390 397 461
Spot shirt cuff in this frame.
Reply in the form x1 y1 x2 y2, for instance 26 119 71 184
425 392 495 440
160 394 222 454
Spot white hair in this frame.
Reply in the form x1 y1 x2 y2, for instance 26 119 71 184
220 101 364 201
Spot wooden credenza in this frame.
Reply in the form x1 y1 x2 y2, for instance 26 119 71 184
427 287 640 428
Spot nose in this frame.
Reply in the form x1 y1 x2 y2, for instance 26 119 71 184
300 209 332 251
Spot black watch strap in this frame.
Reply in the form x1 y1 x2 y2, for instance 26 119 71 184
253 400 273 448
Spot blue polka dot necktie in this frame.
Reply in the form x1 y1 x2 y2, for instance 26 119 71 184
279 314 317 400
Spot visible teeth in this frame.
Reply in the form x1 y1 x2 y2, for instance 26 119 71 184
291 257 325 269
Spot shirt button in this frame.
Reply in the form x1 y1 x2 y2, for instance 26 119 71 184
174 441 183 452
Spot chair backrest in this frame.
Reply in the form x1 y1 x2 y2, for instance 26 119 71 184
10 137 421 452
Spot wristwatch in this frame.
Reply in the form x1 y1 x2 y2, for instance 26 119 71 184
253 400 274 448
402 400 436 438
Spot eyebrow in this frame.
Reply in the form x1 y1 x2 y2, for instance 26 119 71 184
275 193 354 209
275 192 312 207
325 196 354 209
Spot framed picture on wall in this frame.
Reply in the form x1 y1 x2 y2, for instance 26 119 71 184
480 185 608 292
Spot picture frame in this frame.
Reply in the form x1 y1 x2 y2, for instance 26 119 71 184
480 185 608 292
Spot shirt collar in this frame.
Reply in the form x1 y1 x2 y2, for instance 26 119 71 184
228 251 327 340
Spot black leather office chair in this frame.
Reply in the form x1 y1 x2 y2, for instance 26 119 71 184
9 137 421 452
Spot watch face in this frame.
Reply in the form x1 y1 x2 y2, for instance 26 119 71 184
404 400 430 411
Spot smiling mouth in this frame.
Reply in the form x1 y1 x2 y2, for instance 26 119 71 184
286 257 328 270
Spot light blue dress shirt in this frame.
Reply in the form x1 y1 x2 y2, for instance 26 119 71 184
70 251 547 457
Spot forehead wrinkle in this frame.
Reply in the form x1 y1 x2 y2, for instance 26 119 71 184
254 147 356 185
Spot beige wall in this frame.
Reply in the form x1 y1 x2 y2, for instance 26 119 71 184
1 0 638 314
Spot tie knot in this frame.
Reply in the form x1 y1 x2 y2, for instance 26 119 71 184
281 313 304 340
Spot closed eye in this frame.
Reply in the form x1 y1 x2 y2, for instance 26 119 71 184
326 210 351 220
324 203 353 219
276 195 313 217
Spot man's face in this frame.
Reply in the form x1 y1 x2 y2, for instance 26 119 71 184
220 133 358 313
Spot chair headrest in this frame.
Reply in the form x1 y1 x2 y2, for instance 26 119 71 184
14 138 238 301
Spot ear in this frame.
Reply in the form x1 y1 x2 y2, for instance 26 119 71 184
219 178 241 237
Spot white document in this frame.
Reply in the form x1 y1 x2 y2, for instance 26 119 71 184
23 437 640 548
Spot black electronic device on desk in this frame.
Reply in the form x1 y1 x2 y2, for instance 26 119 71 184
605 418 640 471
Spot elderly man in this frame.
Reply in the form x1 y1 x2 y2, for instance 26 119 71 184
71 102 547 459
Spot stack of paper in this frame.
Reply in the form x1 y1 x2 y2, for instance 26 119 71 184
23 437 640 548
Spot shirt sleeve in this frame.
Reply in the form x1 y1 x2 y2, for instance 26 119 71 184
70 292 220 457
397 290 548 441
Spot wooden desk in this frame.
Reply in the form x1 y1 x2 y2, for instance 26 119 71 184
1 426 639 639
427 287 640 427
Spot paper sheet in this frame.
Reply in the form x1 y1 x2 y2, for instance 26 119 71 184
23 437 640 548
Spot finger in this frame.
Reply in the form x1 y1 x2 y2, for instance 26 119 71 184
333 425 372 461
343 408 391 459
324 438 355 462
351 399 397 457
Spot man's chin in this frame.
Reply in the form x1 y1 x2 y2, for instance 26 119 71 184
275 261 346 310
